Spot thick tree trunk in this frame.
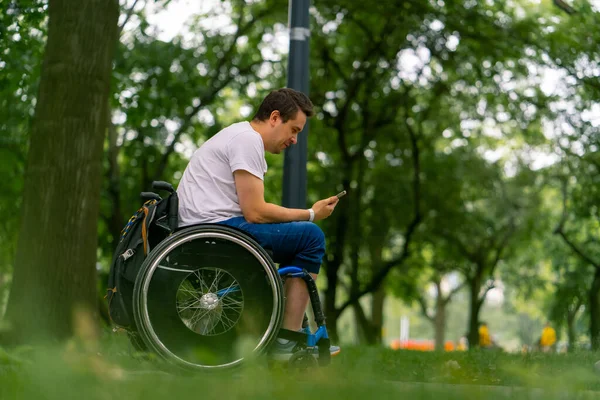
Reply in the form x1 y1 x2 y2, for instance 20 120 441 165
589 268 600 350
3 0 119 342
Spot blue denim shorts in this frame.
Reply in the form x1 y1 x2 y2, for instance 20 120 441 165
216 216 325 274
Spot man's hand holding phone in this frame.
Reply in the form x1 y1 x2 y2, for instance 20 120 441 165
309 190 346 222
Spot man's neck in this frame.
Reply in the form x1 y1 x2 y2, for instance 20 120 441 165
249 120 269 150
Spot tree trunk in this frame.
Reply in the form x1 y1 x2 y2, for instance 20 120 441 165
353 303 370 343
434 295 446 351
369 243 385 345
324 262 340 342
467 277 482 349
567 310 577 353
589 267 600 350
324 177 351 342
371 287 385 344
3 0 119 343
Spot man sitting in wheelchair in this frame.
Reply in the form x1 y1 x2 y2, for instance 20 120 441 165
177 88 341 361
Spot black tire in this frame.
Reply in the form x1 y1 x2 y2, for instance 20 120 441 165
132 224 284 371
288 351 318 372
127 330 148 352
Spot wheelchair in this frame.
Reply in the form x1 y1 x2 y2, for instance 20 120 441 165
129 182 332 371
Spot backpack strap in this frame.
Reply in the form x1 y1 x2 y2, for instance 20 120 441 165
142 205 149 255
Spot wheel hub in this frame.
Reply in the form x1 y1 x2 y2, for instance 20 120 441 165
200 292 220 310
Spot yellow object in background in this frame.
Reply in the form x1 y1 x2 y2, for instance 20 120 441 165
540 325 557 347
479 324 491 347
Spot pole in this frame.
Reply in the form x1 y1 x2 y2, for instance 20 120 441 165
282 0 310 209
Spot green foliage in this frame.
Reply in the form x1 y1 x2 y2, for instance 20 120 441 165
0 0 47 315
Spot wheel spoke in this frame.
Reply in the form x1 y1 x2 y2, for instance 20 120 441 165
178 287 202 301
208 269 222 293
221 295 243 306
189 308 213 328
221 303 243 314
219 311 237 330
176 267 244 336
177 299 203 313
193 270 210 294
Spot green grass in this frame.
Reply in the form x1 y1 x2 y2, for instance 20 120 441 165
1 331 600 400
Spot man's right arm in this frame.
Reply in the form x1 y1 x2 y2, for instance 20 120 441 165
234 170 310 223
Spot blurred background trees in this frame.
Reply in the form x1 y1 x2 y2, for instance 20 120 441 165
1 0 599 349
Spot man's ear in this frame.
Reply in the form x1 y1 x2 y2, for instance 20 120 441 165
269 110 280 126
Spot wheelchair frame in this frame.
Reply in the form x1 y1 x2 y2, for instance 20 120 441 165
131 223 332 371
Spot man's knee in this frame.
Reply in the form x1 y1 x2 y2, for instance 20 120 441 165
299 221 325 249
264 221 324 274
305 223 325 274
303 264 321 275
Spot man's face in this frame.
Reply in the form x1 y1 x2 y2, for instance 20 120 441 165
268 110 307 154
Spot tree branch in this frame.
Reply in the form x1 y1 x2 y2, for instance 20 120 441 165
553 0 576 15
118 0 143 35
477 280 495 309
443 281 466 306
417 295 434 323
487 219 515 277
437 230 476 262
332 19 394 163
553 178 600 269
318 41 349 82
556 229 600 269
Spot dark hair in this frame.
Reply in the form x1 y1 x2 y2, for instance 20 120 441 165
252 88 314 122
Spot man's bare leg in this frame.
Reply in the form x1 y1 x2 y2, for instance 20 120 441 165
282 273 317 331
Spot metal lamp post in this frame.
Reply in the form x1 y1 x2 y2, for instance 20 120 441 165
282 0 310 209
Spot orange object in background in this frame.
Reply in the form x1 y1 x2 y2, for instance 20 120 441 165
390 339 456 351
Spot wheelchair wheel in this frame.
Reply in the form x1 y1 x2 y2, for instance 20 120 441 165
288 350 318 372
132 224 284 371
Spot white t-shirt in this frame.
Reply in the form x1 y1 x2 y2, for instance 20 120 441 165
177 121 267 226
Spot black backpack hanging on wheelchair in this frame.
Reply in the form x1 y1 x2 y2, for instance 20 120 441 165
106 181 179 328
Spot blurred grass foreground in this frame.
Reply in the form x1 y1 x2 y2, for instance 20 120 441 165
2 326 600 400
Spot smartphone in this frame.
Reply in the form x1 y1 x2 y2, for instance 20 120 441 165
336 190 347 199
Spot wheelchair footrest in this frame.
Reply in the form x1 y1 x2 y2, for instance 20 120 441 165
277 328 308 343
